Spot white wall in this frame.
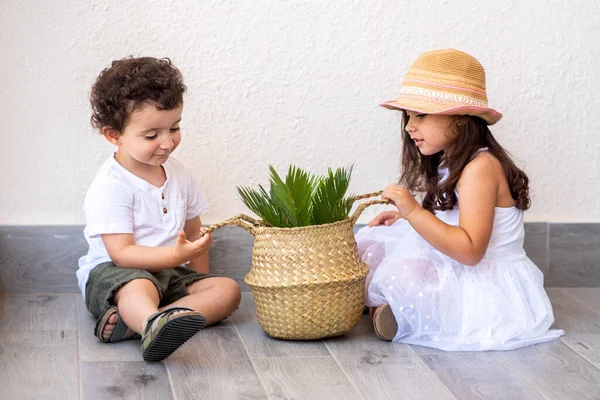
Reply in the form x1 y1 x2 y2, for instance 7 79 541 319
1 0 599 225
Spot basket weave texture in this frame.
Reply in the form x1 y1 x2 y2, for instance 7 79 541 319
206 193 386 340
246 218 367 339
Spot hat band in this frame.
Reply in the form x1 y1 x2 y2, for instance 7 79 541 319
403 78 487 96
399 86 489 108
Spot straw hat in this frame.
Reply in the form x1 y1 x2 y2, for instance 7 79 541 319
381 49 502 125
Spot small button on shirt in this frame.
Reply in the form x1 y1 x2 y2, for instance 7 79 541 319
77 155 207 298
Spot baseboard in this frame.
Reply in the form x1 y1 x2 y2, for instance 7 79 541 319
0 223 598 293
0 226 254 294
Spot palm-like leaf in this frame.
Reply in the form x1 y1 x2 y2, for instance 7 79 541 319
238 165 354 227
311 166 354 225
237 185 289 227
282 166 318 226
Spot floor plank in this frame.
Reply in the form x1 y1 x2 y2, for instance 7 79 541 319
325 317 453 400
0 293 77 331
499 340 600 399
419 351 544 400
0 330 78 399
562 287 600 314
2 286 600 398
232 293 331 358
167 325 267 399
81 361 173 399
546 288 600 333
253 356 362 400
78 295 142 362
561 333 600 370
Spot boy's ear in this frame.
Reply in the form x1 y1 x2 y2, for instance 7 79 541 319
102 127 121 145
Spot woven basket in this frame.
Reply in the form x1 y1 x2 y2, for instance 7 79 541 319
206 192 387 340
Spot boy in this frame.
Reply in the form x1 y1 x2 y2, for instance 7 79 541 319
78 57 241 362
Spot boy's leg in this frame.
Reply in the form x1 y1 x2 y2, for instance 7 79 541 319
112 278 162 334
160 277 241 325
86 262 163 342
100 272 241 338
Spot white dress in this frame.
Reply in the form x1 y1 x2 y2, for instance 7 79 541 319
355 170 564 351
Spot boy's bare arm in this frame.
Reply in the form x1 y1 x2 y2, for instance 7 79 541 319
183 216 210 274
102 230 211 272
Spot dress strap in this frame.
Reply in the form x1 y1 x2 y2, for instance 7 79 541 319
470 147 489 160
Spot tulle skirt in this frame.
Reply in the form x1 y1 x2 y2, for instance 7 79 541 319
356 221 564 351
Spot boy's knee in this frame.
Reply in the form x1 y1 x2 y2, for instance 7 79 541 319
210 277 242 310
114 278 158 302
220 277 242 305
187 276 241 307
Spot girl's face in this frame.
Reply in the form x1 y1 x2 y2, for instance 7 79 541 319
109 103 183 173
404 111 458 156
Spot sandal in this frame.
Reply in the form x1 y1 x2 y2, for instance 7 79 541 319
94 306 139 343
371 303 398 341
141 307 206 362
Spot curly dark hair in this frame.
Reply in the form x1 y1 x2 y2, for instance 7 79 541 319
399 111 531 211
90 56 186 133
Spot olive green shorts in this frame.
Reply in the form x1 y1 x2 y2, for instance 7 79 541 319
85 261 216 318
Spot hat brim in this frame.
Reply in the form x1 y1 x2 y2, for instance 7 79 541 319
381 100 502 125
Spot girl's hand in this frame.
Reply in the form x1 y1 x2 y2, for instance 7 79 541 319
382 184 421 219
368 211 401 227
171 230 212 264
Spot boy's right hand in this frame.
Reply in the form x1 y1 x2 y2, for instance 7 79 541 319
368 211 401 227
171 231 212 264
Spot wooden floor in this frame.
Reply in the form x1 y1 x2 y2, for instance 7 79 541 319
1 288 600 399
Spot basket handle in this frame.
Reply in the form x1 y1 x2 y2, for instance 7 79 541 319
200 214 262 237
349 191 390 223
199 191 389 236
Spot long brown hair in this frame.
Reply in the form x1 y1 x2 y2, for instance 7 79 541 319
399 111 530 212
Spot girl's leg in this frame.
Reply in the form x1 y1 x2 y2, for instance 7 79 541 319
159 277 241 325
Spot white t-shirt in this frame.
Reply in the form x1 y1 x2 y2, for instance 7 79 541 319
77 155 207 298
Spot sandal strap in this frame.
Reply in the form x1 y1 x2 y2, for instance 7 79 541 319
140 308 206 362
94 306 118 342
109 316 135 343
141 307 196 344
94 306 138 343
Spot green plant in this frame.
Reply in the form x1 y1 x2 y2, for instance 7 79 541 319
237 165 355 227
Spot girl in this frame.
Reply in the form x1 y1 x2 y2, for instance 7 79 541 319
356 48 564 351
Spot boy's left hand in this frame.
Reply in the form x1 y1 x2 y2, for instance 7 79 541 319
382 184 421 220
172 230 212 264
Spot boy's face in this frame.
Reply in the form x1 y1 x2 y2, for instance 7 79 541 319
109 103 183 170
